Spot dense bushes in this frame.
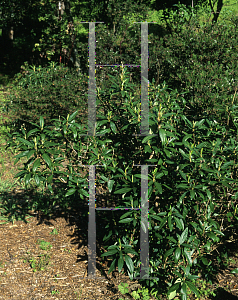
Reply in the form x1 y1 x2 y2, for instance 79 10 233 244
148 15 238 125
6 64 238 300
4 10 238 300
4 62 88 133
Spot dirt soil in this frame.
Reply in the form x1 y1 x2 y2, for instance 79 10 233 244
0 182 148 300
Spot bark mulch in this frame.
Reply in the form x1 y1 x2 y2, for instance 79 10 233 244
0 189 145 300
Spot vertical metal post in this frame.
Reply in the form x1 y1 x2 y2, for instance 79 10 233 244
88 22 96 136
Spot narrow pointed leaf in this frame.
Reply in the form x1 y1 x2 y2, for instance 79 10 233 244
184 248 192 266
65 188 76 197
114 187 132 194
68 110 78 122
159 128 166 146
164 248 174 261
27 149 35 159
118 256 124 273
119 218 133 224
174 247 181 263
14 170 27 178
25 173 31 186
101 249 118 257
34 173 40 186
17 137 33 148
108 259 116 274
110 122 117 134
47 184 53 194
124 255 134 274
42 153 52 168
107 179 115 192
186 281 200 297
32 158 41 173
179 227 188 245
168 282 180 295
40 116 44 129
27 128 39 138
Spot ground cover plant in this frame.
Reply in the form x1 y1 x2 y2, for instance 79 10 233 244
1 2 238 300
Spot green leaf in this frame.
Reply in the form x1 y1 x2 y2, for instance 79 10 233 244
164 248 174 261
181 282 187 295
25 173 31 186
159 128 166 146
32 158 41 173
118 256 124 273
47 174 53 184
79 189 89 197
185 281 200 297
184 248 192 266
17 137 34 148
108 258 116 274
174 217 184 230
124 255 134 274
187 275 199 280
195 119 205 128
158 217 168 230
168 289 177 300
27 149 35 159
47 184 53 194
201 257 208 265
206 189 211 200
168 282 180 295
114 187 132 194
124 248 138 257
107 245 119 250
142 135 154 144
14 170 27 179
34 173 40 186
110 122 117 134
68 110 78 122
180 293 187 300
168 215 173 231
190 190 195 200
154 182 163 194
65 188 76 197
40 116 44 129
101 249 118 257
174 247 181 263
174 271 183 279
231 268 238 274
118 282 129 294
98 128 111 135
15 150 31 159
119 218 133 224
144 145 151 153
42 153 52 169
107 179 115 192
103 230 112 242
176 183 189 189
179 227 188 245
26 128 39 138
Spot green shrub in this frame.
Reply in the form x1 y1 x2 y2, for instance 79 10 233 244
4 12 238 299
5 63 238 300
4 61 88 133
148 15 238 129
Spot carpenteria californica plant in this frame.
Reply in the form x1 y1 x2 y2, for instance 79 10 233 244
6 64 238 300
